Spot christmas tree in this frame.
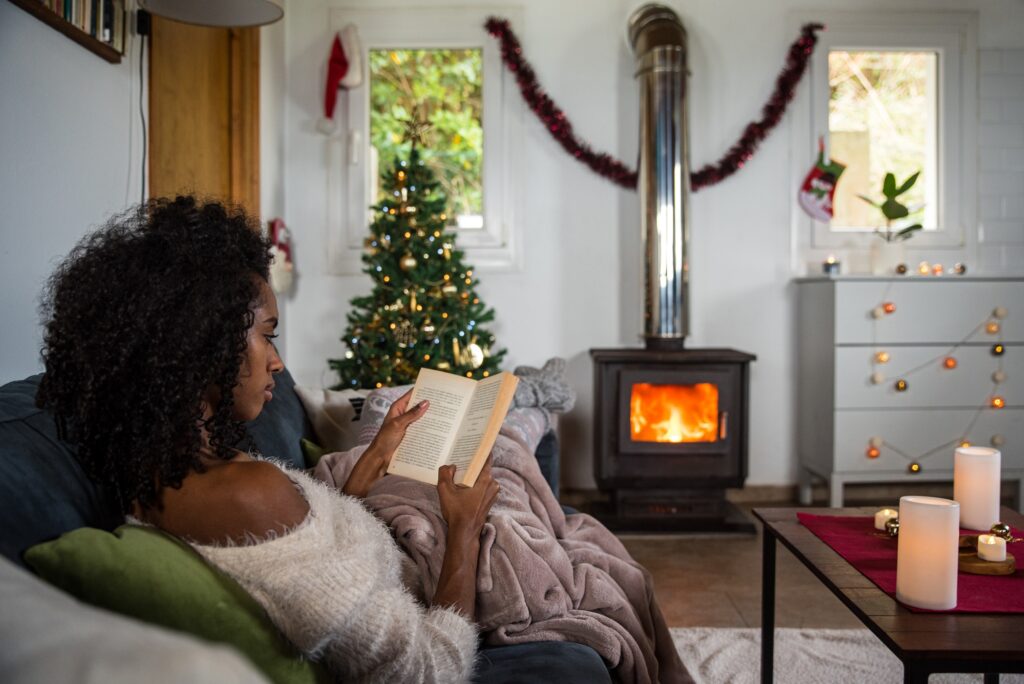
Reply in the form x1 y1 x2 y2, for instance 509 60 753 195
329 140 506 390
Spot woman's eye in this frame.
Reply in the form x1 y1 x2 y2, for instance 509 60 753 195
264 334 279 342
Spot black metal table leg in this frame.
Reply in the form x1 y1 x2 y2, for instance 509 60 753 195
761 528 776 684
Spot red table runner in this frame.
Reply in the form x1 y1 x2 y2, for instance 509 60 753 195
797 513 1024 613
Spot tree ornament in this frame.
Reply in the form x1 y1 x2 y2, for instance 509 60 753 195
442 283 458 295
464 342 484 369
317 24 364 135
990 523 1013 541
436 361 451 371
394 319 416 348
399 253 417 271
993 306 1008 320
885 518 900 537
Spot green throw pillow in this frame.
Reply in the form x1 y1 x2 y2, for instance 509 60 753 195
24 525 329 684
300 437 328 468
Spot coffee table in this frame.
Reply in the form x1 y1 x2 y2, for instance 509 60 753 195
754 506 1024 684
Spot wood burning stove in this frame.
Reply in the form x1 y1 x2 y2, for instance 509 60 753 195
590 348 755 531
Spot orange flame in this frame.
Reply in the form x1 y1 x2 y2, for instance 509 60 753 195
630 383 719 443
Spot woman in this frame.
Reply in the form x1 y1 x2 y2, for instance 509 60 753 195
36 196 496 682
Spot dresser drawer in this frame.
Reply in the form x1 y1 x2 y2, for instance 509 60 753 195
834 408 1024 473
835 345 1019 409
834 281 1024 345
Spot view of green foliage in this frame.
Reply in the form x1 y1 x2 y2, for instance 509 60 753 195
369 49 483 221
829 51 934 229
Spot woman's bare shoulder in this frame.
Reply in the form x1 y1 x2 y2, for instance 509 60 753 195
153 460 310 545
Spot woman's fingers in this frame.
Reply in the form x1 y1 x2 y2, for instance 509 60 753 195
386 390 414 419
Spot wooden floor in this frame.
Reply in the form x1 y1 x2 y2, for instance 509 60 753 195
618 508 863 629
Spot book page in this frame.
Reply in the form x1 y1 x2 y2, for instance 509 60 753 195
449 373 518 486
388 369 475 484
448 375 505 471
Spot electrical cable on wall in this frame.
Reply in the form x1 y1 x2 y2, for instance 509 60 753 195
139 29 147 205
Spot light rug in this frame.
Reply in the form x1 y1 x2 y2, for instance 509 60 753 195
672 627 1024 684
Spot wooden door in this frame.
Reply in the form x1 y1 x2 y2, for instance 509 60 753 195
148 17 260 216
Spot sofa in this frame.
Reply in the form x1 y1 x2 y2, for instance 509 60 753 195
0 369 611 683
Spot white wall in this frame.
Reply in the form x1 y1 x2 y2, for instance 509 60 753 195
0 2 146 382
273 0 1024 488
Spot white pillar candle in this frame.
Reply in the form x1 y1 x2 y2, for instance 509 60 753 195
977 534 1007 562
953 446 1002 531
896 496 959 611
874 508 898 531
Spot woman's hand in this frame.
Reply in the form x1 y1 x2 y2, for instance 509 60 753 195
342 390 428 499
436 458 500 541
431 458 499 619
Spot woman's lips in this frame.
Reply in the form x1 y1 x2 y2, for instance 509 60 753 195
264 389 273 402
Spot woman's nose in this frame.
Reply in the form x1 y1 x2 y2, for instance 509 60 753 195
269 343 284 373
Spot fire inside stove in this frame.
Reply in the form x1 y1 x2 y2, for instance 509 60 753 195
629 382 720 443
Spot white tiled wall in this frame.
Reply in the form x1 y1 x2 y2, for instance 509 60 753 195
979 49 1024 273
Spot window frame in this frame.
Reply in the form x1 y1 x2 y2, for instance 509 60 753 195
326 6 524 275
790 11 977 257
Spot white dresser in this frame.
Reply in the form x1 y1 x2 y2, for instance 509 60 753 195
795 277 1024 507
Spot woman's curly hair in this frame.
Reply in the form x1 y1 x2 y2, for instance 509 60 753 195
36 196 272 513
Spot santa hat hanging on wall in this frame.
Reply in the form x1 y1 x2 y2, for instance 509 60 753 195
316 24 363 135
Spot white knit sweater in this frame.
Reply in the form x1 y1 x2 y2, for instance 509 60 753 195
188 466 479 684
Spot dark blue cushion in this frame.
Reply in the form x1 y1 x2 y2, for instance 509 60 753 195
246 368 313 470
535 430 560 499
474 641 611 684
0 375 120 567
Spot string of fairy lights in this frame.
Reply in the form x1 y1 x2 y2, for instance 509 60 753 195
865 283 1009 473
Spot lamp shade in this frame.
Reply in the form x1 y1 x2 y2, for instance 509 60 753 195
139 0 283 27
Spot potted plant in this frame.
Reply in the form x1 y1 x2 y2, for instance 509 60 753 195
859 171 923 275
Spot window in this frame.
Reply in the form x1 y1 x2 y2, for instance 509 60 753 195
792 12 977 254
327 7 523 274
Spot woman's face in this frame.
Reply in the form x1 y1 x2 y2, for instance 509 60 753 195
231 278 284 422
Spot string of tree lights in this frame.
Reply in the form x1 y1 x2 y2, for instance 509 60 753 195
328 131 506 390
864 286 1009 473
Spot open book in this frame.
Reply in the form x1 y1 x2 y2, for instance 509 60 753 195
387 368 519 486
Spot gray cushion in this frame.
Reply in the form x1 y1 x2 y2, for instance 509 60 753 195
473 642 611 684
0 375 119 567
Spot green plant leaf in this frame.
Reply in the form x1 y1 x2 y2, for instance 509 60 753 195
896 171 920 196
895 224 922 240
881 199 909 220
857 194 880 208
883 173 897 198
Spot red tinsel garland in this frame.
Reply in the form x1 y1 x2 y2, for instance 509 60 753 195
484 18 824 191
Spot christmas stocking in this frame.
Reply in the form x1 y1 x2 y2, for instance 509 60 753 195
797 137 845 222
268 218 295 295
317 24 364 135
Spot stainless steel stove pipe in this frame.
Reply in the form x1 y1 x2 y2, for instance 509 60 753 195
629 4 690 348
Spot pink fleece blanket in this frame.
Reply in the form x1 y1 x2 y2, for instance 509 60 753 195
313 388 690 684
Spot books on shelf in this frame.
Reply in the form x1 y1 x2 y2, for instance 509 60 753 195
36 0 125 53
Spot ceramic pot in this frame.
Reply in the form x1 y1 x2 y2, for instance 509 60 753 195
870 240 906 276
